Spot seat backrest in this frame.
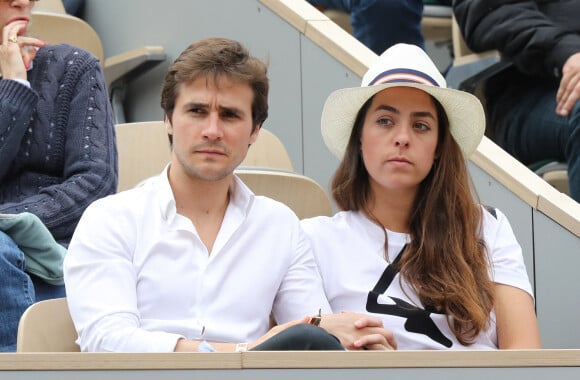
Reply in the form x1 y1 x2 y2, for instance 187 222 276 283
115 121 170 192
16 297 80 352
241 128 294 171
33 0 66 13
115 122 294 192
29 10 104 63
235 168 333 219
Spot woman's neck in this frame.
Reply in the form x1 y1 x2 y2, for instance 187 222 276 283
367 186 416 233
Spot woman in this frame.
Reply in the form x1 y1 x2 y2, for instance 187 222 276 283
302 43 541 349
0 0 117 351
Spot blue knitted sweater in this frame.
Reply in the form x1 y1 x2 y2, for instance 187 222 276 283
0 44 118 246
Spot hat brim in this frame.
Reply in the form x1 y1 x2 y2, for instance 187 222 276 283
321 82 485 159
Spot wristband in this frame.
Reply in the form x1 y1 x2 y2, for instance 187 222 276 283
198 340 216 352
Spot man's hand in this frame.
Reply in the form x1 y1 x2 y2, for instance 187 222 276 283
320 311 396 350
0 20 45 80
556 52 580 116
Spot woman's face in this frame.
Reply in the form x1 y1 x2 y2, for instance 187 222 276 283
360 86 439 195
0 0 35 36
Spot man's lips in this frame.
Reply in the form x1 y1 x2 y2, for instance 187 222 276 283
196 149 226 156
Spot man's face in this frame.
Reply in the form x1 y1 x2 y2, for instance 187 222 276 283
166 75 259 183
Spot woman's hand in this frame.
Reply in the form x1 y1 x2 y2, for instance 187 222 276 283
0 20 45 80
320 311 397 350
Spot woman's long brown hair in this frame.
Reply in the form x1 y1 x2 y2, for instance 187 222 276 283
331 94 494 345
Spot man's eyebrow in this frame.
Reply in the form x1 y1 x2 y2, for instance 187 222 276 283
181 101 207 109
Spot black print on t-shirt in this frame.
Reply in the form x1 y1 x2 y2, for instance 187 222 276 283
365 251 453 348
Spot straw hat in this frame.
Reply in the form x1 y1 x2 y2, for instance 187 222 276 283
321 43 485 159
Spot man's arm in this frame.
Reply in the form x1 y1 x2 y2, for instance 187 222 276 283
273 224 396 350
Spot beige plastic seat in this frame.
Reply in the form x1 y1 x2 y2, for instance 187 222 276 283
235 168 333 219
33 0 66 13
115 121 170 192
115 121 329 217
16 297 79 352
28 10 166 124
241 129 294 171
115 121 294 191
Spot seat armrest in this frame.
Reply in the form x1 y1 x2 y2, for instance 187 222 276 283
104 46 166 123
104 46 166 90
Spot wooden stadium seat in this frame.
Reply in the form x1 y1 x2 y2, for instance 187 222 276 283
115 121 170 192
235 168 333 219
241 129 294 171
115 121 295 191
115 121 328 217
33 0 66 13
28 10 166 124
16 297 79 352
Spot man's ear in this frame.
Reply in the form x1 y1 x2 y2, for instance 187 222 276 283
248 124 261 146
164 115 173 135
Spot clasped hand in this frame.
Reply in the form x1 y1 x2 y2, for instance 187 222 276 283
319 311 397 351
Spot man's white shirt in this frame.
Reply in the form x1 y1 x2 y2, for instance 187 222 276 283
64 167 330 352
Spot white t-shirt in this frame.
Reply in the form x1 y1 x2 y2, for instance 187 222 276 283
301 208 533 350
64 167 331 352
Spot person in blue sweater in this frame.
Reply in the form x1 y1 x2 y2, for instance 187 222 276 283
0 0 117 351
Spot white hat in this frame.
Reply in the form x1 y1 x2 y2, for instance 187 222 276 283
321 43 485 158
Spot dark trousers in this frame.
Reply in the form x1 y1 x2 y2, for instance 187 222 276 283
252 324 344 351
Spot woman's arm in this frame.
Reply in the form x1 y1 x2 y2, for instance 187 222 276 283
494 283 541 349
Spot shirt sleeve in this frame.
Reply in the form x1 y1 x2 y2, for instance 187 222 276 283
271 219 332 325
484 207 534 299
63 198 183 352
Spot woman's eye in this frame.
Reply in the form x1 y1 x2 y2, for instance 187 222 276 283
414 122 431 131
377 117 393 126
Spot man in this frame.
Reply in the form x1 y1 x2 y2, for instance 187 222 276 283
454 0 580 202
64 38 396 352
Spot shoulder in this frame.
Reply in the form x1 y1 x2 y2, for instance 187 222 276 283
36 44 97 63
480 205 510 233
82 185 152 223
250 195 300 222
301 211 355 236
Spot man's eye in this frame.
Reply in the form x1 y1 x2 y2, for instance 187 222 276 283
222 110 239 119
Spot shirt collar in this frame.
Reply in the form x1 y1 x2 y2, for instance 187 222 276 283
156 165 255 223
